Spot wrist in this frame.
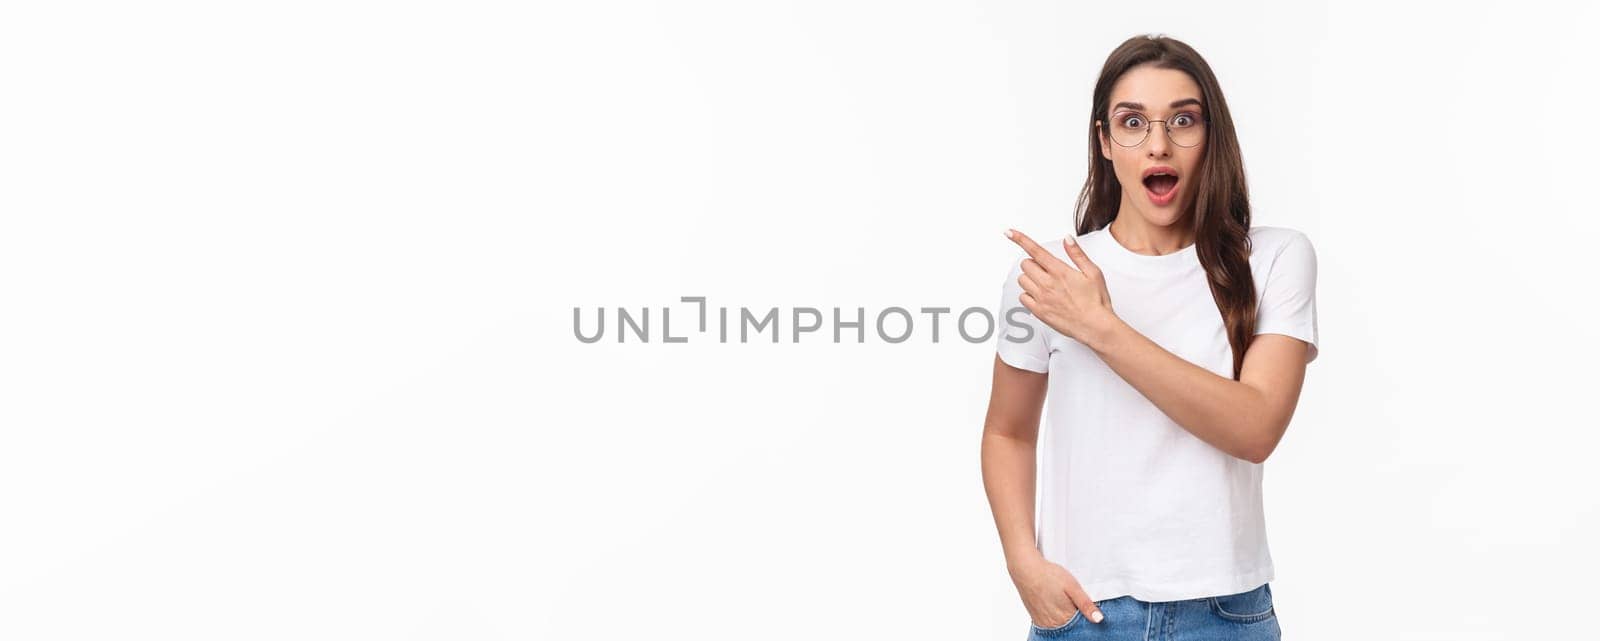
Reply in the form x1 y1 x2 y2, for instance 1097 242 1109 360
1004 547 1044 574
1082 311 1128 352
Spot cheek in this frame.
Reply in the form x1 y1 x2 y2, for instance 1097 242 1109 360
1178 148 1203 181
1111 148 1141 184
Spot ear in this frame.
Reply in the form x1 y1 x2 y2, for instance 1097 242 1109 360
1095 120 1111 161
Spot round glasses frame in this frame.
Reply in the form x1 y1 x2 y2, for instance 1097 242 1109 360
1098 113 1208 149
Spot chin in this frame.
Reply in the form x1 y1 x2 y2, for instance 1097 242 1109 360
1130 205 1187 228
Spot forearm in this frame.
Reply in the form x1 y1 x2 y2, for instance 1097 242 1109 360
1083 315 1274 463
980 430 1043 569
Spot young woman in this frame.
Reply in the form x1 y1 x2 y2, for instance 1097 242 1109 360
981 35 1319 640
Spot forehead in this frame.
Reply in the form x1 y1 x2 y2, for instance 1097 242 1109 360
1108 65 1202 111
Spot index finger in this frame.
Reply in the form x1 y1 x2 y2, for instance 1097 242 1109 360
1064 582 1106 624
1005 228 1065 270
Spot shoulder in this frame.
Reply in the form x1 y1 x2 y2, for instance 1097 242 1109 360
1248 225 1315 261
1248 225 1312 248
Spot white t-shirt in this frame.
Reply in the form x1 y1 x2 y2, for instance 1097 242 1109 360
994 224 1319 603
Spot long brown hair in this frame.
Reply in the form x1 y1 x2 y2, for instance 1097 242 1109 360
1074 35 1257 379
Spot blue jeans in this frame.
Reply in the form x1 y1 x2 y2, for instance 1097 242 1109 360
1028 583 1280 641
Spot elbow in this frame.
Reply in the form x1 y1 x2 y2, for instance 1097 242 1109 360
1240 420 1288 464
1241 444 1273 465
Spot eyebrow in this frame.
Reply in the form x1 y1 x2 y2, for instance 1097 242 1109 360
1112 98 1203 112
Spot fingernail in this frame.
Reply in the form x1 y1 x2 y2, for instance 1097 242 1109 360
1064 234 1079 246
1091 611 1104 623
1005 229 1015 239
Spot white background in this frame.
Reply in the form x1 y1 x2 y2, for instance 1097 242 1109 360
3 1 1597 639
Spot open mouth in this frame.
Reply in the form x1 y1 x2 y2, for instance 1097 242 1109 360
1141 166 1180 205
1143 173 1178 195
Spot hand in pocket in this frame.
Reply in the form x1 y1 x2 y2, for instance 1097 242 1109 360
1008 552 1104 628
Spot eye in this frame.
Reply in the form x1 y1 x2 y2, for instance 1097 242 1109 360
1172 112 1199 127
1119 114 1145 129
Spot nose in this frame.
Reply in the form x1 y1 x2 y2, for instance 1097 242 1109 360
1146 122 1172 158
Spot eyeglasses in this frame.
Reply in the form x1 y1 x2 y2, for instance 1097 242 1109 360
1100 110 1207 148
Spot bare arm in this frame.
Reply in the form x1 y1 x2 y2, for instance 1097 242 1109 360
980 354 1047 570
981 354 1106 626
1005 228 1314 465
1085 321 1310 463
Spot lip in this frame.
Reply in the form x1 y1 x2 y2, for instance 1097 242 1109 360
1141 165 1181 206
1141 165 1179 180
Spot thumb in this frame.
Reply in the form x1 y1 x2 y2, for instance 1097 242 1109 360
1064 583 1105 623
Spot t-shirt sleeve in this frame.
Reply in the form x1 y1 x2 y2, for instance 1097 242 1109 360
1254 230 1320 364
994 259 1051 373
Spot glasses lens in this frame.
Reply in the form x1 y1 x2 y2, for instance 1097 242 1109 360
1109 116 1148 147
1168 116 1205 148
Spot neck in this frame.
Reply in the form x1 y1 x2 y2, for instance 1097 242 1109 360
1108 208 1195 256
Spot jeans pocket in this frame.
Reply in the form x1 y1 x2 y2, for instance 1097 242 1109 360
1208 582 1276 623
1030 609 1083 637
